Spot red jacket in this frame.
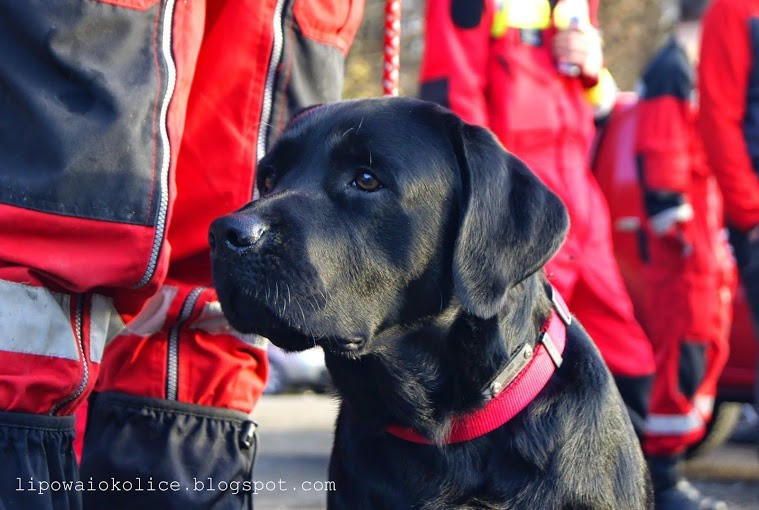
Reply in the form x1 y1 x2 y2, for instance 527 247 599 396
636 38 727 274
637 39 706 195
420 0 602 258
0 0 363 416
0 0 363 299
699 0 759 231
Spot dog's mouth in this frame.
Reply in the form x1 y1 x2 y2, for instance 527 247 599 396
216 271 372 356
319 336 368 357
218 284 281 332
213 254 380 357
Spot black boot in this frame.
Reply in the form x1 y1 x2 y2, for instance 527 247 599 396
648 454 727 510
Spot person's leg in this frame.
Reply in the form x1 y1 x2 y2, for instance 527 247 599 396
0 1 269 508
637 174 737 507
641 260 732 509
567 240 655 438
79 0 276 505
642 237 734 451
81 285 266 509
0 0 207 505
0 281 120 510
544 179 656 436
0 412 80 510
728 227 759 424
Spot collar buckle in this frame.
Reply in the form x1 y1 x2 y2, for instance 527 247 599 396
540 331 563 369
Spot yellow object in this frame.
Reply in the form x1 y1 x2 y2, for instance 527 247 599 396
491 0 552 38
553 0 590 30
584 68 618 116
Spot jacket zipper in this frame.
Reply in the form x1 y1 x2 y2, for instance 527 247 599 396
137 0 178 288
256 0 287 166
166 287 203 400
51 295 87 415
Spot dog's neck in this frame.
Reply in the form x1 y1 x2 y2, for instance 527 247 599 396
325 276 553 443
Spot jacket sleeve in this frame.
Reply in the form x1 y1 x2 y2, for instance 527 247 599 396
635 71 692 194
419 0 495 128
698 0 759 230
588 0 599 26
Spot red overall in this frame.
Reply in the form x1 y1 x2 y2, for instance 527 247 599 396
636 38 736 456
420 0 655 430
0 1 362 508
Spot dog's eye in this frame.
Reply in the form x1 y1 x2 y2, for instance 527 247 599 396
260 171 276 194
351 171 382 192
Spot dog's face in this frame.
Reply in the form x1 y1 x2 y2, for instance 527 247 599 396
210 98 568 356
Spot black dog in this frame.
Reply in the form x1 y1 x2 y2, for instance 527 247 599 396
210 97 652 509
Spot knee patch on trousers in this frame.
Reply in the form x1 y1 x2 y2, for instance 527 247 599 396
678 340 706 400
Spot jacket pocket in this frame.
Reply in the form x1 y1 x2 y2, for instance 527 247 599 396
293 0 363 54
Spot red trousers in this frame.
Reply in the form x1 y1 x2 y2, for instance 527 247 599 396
641 182 736 455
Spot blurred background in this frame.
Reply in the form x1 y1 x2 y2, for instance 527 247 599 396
343 0 675 99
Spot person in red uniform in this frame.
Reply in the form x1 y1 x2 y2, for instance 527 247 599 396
636 1 734 508
0 1 362 509
420 0 655 439
699 0 759 450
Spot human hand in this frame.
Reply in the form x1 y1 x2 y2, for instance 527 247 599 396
552 25 603 78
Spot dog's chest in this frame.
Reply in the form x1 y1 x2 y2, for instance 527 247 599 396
328 415 563 510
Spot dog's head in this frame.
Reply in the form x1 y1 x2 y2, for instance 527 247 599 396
210 98 568 356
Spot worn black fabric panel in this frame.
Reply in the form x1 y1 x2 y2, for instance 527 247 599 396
451 0 484 29
80 392 258 510
0 411 80 510
678 341 706 399
266 8 346 157
639 39 692 101
745 18 759 164
419 78 451 110
614 373 654 438
0 1 165 225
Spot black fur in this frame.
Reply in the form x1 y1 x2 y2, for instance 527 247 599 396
210 97 653 509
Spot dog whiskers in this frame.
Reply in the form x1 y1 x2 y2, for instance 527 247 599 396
296 300 307 328
283 282 291 314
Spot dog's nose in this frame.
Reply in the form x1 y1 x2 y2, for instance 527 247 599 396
209 213 269 254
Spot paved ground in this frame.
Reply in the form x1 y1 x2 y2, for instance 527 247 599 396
251 394 759 510
251 394 338 510
685 442 759 509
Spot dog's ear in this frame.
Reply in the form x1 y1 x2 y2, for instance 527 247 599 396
449 120 569 318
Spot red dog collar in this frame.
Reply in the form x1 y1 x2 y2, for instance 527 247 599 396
386 289 571 444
